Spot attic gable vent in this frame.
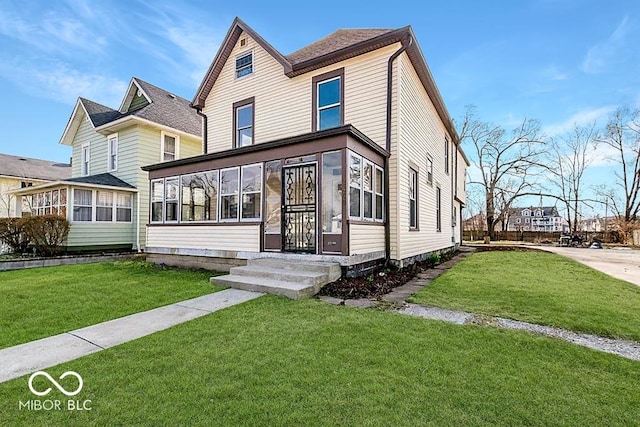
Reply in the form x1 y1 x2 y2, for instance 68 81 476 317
240 37 247 47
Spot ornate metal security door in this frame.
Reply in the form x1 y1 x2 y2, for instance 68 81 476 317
282 163 317 253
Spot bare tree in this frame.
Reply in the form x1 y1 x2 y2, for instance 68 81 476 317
545 123 599 233
598 107 640 240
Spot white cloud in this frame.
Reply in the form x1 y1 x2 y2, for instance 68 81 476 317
165 26 221 85
581 16 634 74
543 106 616 137
0 58 127 107
542 65 569 81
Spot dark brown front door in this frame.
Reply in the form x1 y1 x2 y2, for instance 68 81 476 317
282 163 317 253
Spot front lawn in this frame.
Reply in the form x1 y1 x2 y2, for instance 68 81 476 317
0 297 638 426
0 261 221 349
409 251 640 341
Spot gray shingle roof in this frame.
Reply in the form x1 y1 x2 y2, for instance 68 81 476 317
80 98 122 127
286 28 395 65
131 78 202 137
80 78 201 137
0 153 71 181
66 173 136 189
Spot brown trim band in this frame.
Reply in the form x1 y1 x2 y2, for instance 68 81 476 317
348 220 385 226
148 221 262 227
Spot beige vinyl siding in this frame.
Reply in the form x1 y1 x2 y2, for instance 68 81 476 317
396 53 453 260
179 135 203 159
349 224 385 255
66 222 134 247
203 33 399 152
146 225 260 252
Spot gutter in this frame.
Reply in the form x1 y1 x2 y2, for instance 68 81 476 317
384 35 412 265
136 192 141 253
195 107 208 154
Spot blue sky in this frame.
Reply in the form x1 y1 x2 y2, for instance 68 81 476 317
1 0 638 215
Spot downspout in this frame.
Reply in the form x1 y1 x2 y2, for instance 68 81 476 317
385 35 412 265
195 107 208 154
136 192 141 253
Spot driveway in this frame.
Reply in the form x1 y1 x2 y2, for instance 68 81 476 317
535 246 640 287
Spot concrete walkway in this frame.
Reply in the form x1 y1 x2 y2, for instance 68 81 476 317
0 289 263 383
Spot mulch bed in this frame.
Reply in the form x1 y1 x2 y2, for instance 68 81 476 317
319 251 456 300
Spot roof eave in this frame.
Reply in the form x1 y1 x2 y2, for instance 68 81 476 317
59 99 92 146
94 116 201 140
10 180 138 195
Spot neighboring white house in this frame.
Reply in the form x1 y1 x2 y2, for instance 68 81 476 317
143 17 468 274
11 78 202 252
506 206 569 233
0 153 71 218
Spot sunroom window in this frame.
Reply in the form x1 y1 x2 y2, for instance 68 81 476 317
220 168 239 221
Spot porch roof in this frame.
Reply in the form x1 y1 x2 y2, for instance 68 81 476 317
142 125 389 173
9 173 138 196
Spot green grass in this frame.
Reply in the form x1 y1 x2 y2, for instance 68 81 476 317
0 261 221 349
409 251 640 341
0 297 638 426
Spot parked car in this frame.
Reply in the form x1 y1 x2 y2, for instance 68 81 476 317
589 241 603 249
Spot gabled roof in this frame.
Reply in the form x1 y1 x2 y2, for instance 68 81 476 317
191 18 459 144
10 172 137 196
0 152 71 181
60 78 201 146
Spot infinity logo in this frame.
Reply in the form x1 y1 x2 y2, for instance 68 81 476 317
28 371 83 397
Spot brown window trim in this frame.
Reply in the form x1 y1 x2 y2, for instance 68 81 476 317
232 96 255 148
311 68 344 132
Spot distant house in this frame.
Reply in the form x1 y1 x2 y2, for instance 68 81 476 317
11 78 202 252
143 17 468 273
506 206 568 233
0 153 70 218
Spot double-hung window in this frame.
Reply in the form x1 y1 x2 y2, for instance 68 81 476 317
426 155 433 185
409 168 418 229
162 132 178 162
220 168 239 221
241 164 262 220
235 51 253 78
81 144 90 176
349 155 362 218
116 193 132 222
313 69 343 131
107 134 118 171
164 178 179 222
375 167 384 221
362 161 374 219
444 137 449 175
151 180 164 222
233 98 254 147
96 191 113 222
73 189 92 222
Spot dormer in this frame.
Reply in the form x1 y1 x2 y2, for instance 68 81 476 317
522 208 531 216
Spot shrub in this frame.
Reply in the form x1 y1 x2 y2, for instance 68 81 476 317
22 215 70 256
0 217 30 254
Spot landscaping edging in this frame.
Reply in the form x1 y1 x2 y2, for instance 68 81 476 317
0 252 142 271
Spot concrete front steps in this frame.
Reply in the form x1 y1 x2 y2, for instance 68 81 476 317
211 258 341 300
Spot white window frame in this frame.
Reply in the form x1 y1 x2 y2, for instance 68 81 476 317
362 160 374 220
96 190 114 222
81 144 90 176
72 188 93 223
317 76 341 131
374 166 384 222
220 167 240 222
436 186 442 232
164 177 180 223
161 131 180 162
409 168 418 230
115 192 133 223
235 50 254 78
107 133 118 172
426 155 433 185
444 137 450 175
240 163 263 221
150 179 165 224
348 153 363 220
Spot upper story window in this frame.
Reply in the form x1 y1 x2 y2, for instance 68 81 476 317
107 133 118 172
436 186 442 232
233 98 254 148
235 51 253 78
426 155 433 185
444 137 450 175
81 144 90 176
161 131 179 162
312 68 344 131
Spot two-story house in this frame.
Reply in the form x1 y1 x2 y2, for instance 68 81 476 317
142 18 468 275
0 153 71 218
506 206 569 233
12 78 202 252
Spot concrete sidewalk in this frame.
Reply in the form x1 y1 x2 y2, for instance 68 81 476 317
0 289 263 383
